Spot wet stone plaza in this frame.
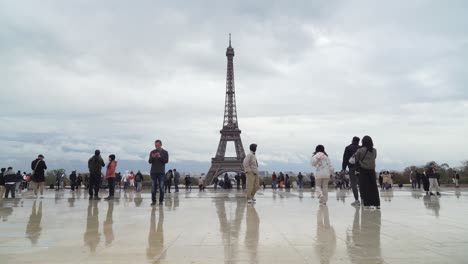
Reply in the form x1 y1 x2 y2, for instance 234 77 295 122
0 188 467 264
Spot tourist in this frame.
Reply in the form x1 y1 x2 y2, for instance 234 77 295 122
235 173 241 189
224 173 231 189
135 170 144 192
84 174 89 190
422 169 430 195
15 170 22 193
129 171 135 189
213 176 219 190
298 172 304 189
0 168 5 198
31 154 47 198
454 171 460 188
243 143 260 204
77 173 83 190
285 174 291 189
311 145 334 206
105 154 117 200
55 171 62 191
271 172 278 190
185 175 192 191
416 170 422 189
70 170 77 191
310 173 316 189
342 136 361 206
173 169 180 192
410 171 417 190
279 172 285 189
353 136 380 209
198 177 205 191
121 171 129 190
148 139 169 206
427 164 441 196
4 167 17 198
165 170 173 193
88 150 105 200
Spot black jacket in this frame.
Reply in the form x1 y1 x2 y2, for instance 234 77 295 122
148 149 169 174
31 159 48 182
4 170 16 183
70 172 77 182
88 155 105 176
135 172 144 182
342 143 360 171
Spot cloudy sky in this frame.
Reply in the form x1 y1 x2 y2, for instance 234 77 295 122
1 0 467 173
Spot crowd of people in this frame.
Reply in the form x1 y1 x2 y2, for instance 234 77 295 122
0 137 463 208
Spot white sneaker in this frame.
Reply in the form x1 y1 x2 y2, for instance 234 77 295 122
252 198 256 201
247 199 253 204
351 200 361 207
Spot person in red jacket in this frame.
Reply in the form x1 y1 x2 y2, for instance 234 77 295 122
105 154 117 200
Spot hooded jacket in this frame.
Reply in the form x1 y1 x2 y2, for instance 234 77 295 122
311 152 334 179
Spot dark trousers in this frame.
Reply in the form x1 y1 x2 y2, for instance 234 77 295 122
5 184 15 198
151 173 165 203
88 175 100 197
107 178 115 197
417 175 421 189
71 180 76 191
165 181 171 193
349 168 360 201
358 169 380 207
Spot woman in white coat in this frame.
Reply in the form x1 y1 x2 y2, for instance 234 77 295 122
311 145 334 205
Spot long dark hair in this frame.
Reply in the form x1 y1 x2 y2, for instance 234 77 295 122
314 145 328 156
362 136 374 153
107 154 116 168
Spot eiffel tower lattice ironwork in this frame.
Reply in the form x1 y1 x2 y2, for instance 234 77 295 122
206 35 246 184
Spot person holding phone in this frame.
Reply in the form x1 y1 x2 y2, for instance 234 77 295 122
148 139 169 206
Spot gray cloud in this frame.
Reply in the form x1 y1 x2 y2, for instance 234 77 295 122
1 0 467 173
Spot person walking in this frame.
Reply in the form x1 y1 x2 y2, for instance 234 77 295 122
185 175 192 191
198 177 205 192
213 177 219 190
4 167 17 198
427 164 441 196
105 154 117 200
311 145 334 206
173 169 180 193
243 144 260 204
77 174 83 190
135 170 144 192
271 172 278 190
165 170 173 193
352 136 380 209
70 170 78 192
15 170 22 193
235 173 241 189
342 136 361 207
297 172 304 189
454 171 460 188
148 139 169 206
31 154 47 198
88 150 105 200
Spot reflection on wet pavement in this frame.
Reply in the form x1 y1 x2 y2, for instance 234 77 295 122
0 188 467 263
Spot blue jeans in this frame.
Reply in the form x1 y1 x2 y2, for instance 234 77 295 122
151 173 165 203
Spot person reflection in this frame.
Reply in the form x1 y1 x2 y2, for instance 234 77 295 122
245 206 259 264
346 207 383 264
26 201 43 245
0 201 14 222
134 192 143 207
103 201 114 246
315 206 336 264
147 207 165 262
423 196 440 217
84 200 100 253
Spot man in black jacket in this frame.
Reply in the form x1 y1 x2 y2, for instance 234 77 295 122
31 154 47 197
70 170 78 191
88 150 105 200
342 137 361 206
148 140 169 206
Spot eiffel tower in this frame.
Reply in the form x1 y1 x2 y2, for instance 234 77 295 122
206 35 246 185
